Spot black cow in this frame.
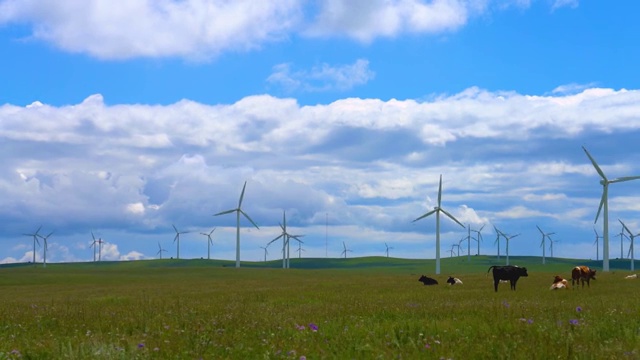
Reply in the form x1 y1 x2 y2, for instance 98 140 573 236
418 275 438 285
487 265 528 292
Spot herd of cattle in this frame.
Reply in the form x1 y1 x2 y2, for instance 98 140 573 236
419 265 638 292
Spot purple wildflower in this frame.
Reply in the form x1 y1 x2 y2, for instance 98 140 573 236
309 323 318 332
569 319 579 325
528 319 534 324
502 301 510 308
10 349 20 355
138 343 145 349
425 343 431 349
295 324 305 331
576 306 582 312
300 356 307 360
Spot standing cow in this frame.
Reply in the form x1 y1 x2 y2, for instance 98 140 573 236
487 265 528 292
418 275 438 285
571 266 596 288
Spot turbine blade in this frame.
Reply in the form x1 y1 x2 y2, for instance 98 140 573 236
267 234 284 245
238 181 248 207
610 175 640 183
240 210 259 229
412 209 437 222
440 208 465 228
582 146 608 181
594 192 606 224
214 209 237 216
536 225 543 235
437 175 443 207
172 224 178 232
478 224 485 232
619 219 633 236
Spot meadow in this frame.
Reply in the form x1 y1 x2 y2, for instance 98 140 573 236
0 256 639 359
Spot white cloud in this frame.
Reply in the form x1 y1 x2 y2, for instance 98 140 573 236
267 59 375 92
0 0 301 60
551 0 579 11
120 251 146 261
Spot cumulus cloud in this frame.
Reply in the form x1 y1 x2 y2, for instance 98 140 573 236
0 0 573 60
551 0 579 11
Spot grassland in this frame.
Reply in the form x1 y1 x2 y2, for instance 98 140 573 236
0 256 639 359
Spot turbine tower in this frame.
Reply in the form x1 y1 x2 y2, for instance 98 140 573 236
214 181 259 268
495 227 519 266
583 146 640 272
618 229 629 259
549 238 559 258
260 246 268 262
200 228 216 260
172 224 189 260
619 219 639 271
90 232 98 262
493 225 502 259
267 211 303 269
536 225 555 265
412 175 464 275
23 226 42 265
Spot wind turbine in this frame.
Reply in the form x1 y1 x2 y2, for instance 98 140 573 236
341 241 352 259
97 238 104 261
267 210 304 269
90 232 98 262
156 242 167 259
619 219 639 271
493 225 502 260
549 238 559 258
384 242 394 258
260 246 268 262
40 231 54 268
618 229 629 259
214 181 259 268
297 242 305 259
536 225 555 265
172 224 189 260
200 228 216 260
412 175 464 275
472 224 485 256
23 225 42 265
462 225 474 262
593 227 602 261
495 228 519 266
583 146 640 272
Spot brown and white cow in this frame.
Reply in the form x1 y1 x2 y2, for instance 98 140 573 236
550 275 569 290
571 266 596 288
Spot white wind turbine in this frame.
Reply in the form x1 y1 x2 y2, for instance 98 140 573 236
40 231 53 268
583 146 640 272
495 228 519 266
461 225 474 262
617 228 629 259
260 246 268 262
97 238 104 261
619 219 639 271
90 232 98 262
23 225 42 265
493 225 502 259
214 181 259 268
156 242 167 259
267 211 302 269
593 227 602 261
536 225 555 265
200 228 216 260
341 241 353 259
412 175 464 275
472 224 485 256
172 224 189 260
549 238 559 258
384 242 394 258
297 242 305 259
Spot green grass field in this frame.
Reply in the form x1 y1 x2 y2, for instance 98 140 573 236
1 256 639 359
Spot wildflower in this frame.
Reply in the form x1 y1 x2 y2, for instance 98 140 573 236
153 347 160 352
425 343 431 349
576 306 582 312
138 343 145 349
10 349 20 356
295 324 305 331
434 340 441 344
288 350 296 356
502 301 510 308
300 356 307 360
309 323 318 332
528 319 534 324
569 319 579 325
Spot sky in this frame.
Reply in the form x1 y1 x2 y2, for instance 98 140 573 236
2 0 640 266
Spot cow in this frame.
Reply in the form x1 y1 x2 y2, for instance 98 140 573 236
571 266 596 288
625 274 638 279
446 276 463 285
487 265 528 292
418 275 438 285
550 275 569 290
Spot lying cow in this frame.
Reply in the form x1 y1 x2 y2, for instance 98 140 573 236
418 275 438 285
550 275 569 290
625 274 637 279
447 276 463 285
571 266 596 288
487 265 528 292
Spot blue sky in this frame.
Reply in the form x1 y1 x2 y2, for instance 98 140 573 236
1 0 640 266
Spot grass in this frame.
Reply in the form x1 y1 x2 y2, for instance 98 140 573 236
0 256 639 359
